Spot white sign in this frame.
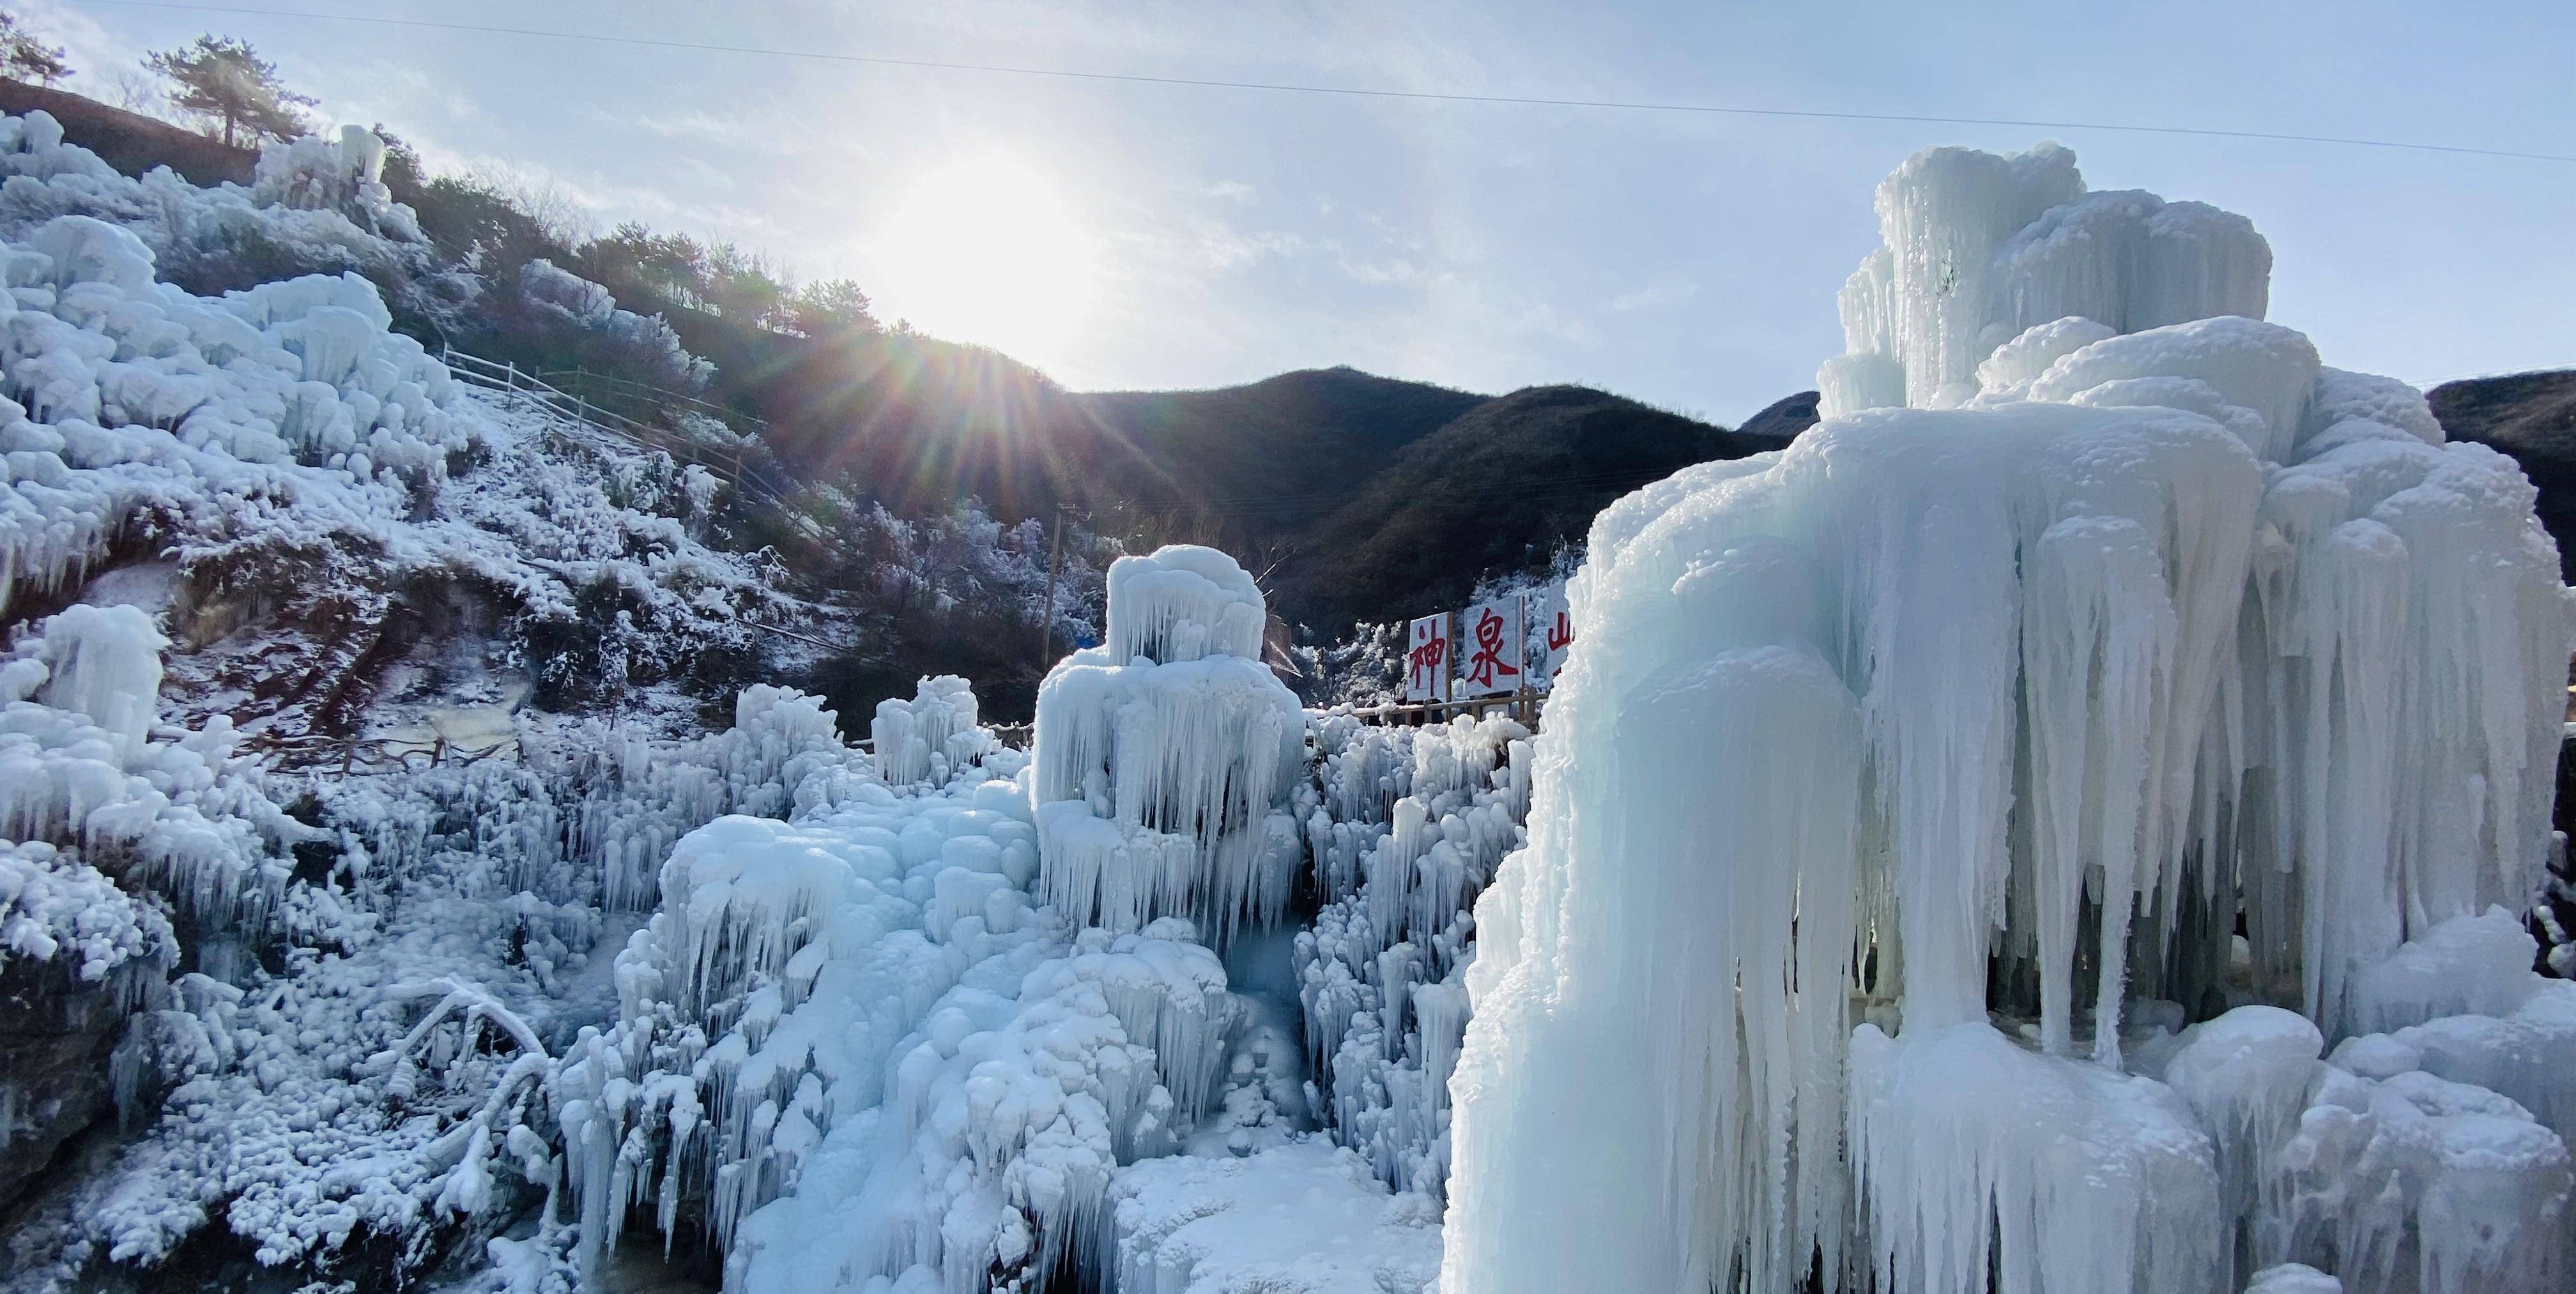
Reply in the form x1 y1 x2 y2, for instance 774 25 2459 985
1457 597 1525 698
1532 581 1574 689
1404 614 1451 703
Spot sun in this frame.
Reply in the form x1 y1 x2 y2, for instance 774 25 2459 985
880 158 1094 362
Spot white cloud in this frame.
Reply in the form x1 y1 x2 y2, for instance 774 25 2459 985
1609 276 1698 312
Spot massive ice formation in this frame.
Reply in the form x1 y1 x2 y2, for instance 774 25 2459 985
556 671 1259 1293
1441 144 2574 1294
1034 545 1305 944
0 208 468 621
0 604 310 931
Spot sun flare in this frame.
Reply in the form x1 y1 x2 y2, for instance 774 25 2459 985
880 157 1094 360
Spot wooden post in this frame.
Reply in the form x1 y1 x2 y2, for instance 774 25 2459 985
1037 506 1068 674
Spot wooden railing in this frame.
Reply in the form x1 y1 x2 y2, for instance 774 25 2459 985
1344 687 1545 729
440 348 799 499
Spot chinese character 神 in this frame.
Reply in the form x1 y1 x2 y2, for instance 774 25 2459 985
1408 630 1446 692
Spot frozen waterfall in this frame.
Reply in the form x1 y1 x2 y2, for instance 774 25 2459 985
1439 143 2575 1294
1033 545 1305 945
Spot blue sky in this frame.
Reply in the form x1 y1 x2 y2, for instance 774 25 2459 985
33 0 2576 425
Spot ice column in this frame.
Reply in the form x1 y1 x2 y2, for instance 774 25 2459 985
1033 545 1304 944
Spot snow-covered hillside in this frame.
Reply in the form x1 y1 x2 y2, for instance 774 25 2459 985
0 110 848 1290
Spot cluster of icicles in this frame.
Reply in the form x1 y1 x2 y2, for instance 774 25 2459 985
1441 143 2576 1294
1031 545 1307 945
549 549 1358 1293
1296 710 1530 1199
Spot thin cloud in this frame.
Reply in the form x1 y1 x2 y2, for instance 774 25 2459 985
1609 277 1699 312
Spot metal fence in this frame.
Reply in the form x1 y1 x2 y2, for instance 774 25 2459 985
440 347 799 499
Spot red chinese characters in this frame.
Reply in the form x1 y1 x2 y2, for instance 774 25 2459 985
1405 614 1451 702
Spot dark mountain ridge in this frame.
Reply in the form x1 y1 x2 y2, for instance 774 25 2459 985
2432 369 2576 581
746 311 1817 631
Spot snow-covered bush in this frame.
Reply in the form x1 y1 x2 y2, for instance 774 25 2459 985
514 259 710 392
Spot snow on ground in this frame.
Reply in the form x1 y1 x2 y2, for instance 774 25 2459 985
1110 1141 1442 1294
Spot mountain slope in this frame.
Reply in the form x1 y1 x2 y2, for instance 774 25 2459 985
1275 386 1793 627
765 344 1799 632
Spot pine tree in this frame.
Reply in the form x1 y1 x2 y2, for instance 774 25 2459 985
144 35 314 148
0 10 70 86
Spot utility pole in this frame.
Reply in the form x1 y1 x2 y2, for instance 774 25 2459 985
1037 505 1068 676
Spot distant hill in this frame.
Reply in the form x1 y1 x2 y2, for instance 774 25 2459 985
770 342 1818 632
2431 369 2576 581
1273 385 1802 627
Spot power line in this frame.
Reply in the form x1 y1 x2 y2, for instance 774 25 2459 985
86 0 2576 165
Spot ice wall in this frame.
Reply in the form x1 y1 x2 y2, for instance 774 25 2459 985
1033 545 1305 945
556 676 1253 1293
1440 144 2574 1294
